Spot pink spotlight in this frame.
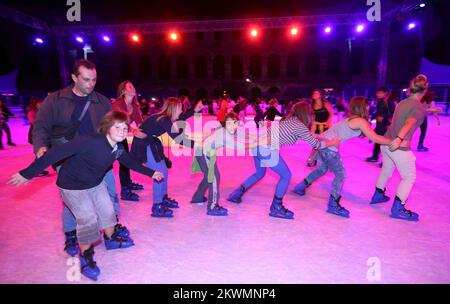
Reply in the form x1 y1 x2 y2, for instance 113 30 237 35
250 29 258 37
324 26 332 34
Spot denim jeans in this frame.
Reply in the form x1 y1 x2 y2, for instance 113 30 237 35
305 148 346 199
62 169 119 232
146 146 169 205
241 146 291 198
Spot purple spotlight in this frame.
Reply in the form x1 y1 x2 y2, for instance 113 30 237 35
324 26 332 34
408 22 416 30
419 3 426 8
34 37 44 44
75 36 84 43
356 24 365 33
102 35 111 42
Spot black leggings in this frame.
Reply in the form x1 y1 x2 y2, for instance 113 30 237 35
1 122 12 143
119 139 132 188
418 116 428 145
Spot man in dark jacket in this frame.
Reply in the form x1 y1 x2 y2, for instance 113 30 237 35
366 87 396 163
33 59 129 257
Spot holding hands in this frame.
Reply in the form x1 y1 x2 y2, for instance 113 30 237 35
389 137 402 151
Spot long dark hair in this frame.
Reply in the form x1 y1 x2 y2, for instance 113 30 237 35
281 102 312 128
116 80 139 106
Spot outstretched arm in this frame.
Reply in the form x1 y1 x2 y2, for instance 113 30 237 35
118 151 163 181
352 118 391 145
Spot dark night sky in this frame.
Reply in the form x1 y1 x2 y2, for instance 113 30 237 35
0 0 397 25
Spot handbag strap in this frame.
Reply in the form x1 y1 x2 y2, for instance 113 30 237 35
78 101 91 122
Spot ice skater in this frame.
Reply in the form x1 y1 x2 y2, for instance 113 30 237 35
369 74 432 221
8 111 164 281
293 97 392 218
131 97 203 218
191 112 263 216
227 102 339 219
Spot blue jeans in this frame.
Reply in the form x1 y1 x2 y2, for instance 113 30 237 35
146 146 169 205
62 169 119 232
242 146 291 198
305 148 346 199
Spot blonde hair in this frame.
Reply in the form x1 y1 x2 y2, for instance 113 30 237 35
282 102 312 127
156 97 182 122
409 74 429 94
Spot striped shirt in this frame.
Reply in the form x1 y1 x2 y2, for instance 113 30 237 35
268 117 324 149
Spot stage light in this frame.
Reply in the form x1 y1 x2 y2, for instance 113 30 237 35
75 36 84 43
407 22 416 30
356 24 365 33
324 26 332 34
250 29 258 37
419 3 426 8
169 32 178 41
102 35 111 42
290 27 299 36
34 37 44 44
130 34 140 43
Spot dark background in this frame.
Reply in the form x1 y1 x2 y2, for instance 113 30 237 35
0 0 449 100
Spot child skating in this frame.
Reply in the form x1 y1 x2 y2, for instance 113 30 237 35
8 111 164 281
293 97 392 218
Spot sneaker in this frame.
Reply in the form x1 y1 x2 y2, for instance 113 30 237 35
326 195 350 218
79 246 100 281
64 230 79 257
390 197 419 221
366 157 378 163
151 203 174 218
207 205 228 216
417 144 429 152
191 196 208 204
162 195 179 208
120 188 139 202
128 182 144 190
104 232 134 250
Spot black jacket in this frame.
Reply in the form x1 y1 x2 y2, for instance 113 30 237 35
21 134 155 190
32 85 111 153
